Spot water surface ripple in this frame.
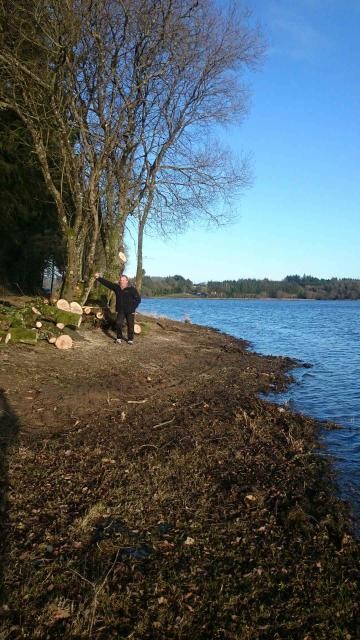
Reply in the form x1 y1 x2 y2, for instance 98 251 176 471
140 298 360 527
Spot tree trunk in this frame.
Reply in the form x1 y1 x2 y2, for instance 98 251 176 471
135 187 155 292
104 214 127 281
61 234 82 300
50 256 55 296
135 217 146 292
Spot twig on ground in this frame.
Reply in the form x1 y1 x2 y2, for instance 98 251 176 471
68 569 94 588
152 417 176 430
136 444 159 452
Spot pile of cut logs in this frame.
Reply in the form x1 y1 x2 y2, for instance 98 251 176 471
0 298 141 349
0 298 85 349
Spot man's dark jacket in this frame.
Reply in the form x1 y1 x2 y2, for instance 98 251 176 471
97 277 141 313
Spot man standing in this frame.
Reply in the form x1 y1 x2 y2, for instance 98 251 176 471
94 273 141 344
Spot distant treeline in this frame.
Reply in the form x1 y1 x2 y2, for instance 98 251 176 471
141 274 360 299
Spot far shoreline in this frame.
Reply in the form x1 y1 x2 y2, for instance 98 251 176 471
141 294 360 301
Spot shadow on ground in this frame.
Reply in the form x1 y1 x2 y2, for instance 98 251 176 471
0 389 20 604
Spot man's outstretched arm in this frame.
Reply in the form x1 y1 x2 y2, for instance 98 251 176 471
94 273 117 292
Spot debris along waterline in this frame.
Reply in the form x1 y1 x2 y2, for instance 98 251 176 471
140 297 360 537
261 360 360 536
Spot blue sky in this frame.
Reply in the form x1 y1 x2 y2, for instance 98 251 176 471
126 0 360 282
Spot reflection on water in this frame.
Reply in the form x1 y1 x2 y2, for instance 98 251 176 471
140 298 360 527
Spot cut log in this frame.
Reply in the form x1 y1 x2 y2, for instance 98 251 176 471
82 306 104 316
70 301 83 315
134 323 141 334
0 316 11 332
36 321 62 342
118 251 127 262
32 306 41 315
48 336 57 344
55 334 73 350
0 297 25 310
56 322 65 330
56 299 71 312
10 310 27 328
35 302 82 328
96 312 104 320
2 303 44 330
5 328 38 345
35 321 42 329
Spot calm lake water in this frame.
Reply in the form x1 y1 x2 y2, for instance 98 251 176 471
140 298 360 528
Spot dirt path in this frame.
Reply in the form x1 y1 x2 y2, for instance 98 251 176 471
0 316 359 639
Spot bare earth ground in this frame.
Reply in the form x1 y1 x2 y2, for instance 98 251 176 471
0 314 359 639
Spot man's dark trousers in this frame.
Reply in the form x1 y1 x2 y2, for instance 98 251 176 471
116 311 135 340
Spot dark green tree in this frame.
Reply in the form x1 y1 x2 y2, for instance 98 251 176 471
0 110 64 292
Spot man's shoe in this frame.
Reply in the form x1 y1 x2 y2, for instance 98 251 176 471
127 340 133 345
114 338 122 344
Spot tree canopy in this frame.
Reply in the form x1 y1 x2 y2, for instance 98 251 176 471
0 0 264 299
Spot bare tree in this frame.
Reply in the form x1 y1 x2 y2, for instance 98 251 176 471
117 0 263 290
0 0 147 300
133 138 251 290
1 0 264 300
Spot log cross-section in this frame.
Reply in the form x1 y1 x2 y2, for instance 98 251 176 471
55 335 73 350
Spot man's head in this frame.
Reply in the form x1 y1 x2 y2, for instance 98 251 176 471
119 274 129 289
